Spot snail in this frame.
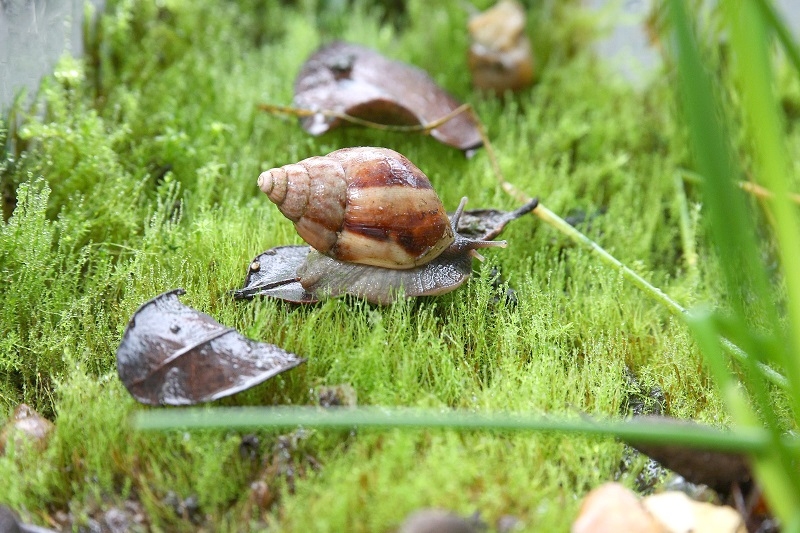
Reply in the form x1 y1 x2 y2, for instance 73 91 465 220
257 147 509 304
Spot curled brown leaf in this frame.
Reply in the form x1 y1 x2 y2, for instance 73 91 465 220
116 289 304 405
292 41 483 153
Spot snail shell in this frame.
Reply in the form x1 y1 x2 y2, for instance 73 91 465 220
258 147 454 269
258 147 507 304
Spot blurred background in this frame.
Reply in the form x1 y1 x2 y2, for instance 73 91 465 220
2 0 800 110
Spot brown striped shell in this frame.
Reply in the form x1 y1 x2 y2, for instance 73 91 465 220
258 147 455 270
257 147 511 303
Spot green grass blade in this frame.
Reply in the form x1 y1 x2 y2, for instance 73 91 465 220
133 406 773 454
668 0 774 325
670 0 800 522
726 0 800 406
754 0 800 79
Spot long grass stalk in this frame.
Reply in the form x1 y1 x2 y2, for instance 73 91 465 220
726 0 800 409
532 203 685 317
506 197 787 387
754 0 800 78
673 171 698 274
670 0 800 524
133 406 777 454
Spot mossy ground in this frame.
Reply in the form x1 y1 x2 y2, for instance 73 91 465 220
1 0 790 531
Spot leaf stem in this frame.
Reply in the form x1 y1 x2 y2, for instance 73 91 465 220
500 184 788 388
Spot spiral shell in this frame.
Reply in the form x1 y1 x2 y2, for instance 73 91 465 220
258 147 454 270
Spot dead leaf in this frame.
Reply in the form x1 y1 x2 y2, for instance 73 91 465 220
0 404 54 455
292 41 483 153
233 246 318 303
625 416 752 493
468 0 535 93
233 202 536 304
116 289 304 405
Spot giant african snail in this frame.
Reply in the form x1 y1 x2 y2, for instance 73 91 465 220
258 146 506 304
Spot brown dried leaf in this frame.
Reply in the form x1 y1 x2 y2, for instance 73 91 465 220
293 41 483 153
0 404 54 455
116 289 304 405
232 246 318 303
625 416 752 493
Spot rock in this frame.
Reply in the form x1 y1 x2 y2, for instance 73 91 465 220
572 482 666 533
399 509 486 533
0 404 54 455
642 491 746 533
572 482 747 533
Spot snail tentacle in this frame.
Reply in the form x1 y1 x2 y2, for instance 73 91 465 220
446 196 507 261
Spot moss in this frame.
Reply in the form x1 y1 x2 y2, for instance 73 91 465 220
0 0 789 530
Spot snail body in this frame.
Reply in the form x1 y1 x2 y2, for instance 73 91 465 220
258 147 506 304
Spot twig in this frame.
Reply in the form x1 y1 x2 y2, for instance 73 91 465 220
681 169 800 206
258 102 474 135
498 179 788 388
739 180 800 205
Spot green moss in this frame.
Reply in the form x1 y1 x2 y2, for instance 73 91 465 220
0 0 790 530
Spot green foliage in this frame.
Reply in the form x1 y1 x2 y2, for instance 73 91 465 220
2 0 798 530
669 0 800 525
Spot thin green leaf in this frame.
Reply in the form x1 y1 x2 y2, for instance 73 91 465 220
133 406 774 455
725 0 800 407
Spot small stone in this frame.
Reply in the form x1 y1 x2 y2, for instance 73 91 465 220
642 491 746 533
572 482 666 533
399 509 486 533
497 514 523 532
240 434 260 461
468 0 535 93
317 384 357 407
0 404 55 455
249 480 275 510
102 508 129 533
0 506 21 533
